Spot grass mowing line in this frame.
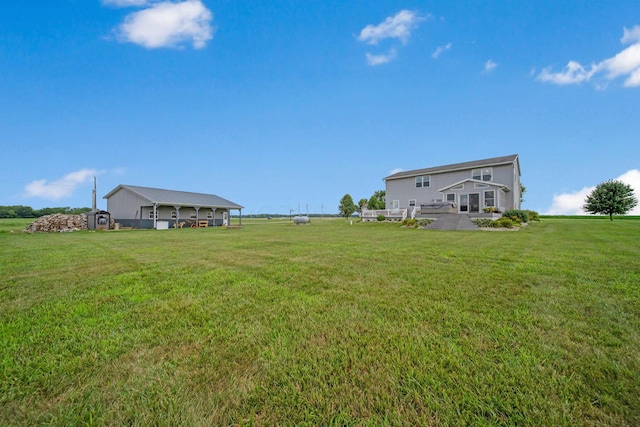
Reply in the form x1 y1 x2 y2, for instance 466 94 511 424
0 218 639 425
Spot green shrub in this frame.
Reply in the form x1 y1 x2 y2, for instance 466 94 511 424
493 217 516 228
402 218 418 227
417 219 432 227
376 215 386 221
482 207 501 213
503 209 529 223
472 218 494 227
526 210 540 221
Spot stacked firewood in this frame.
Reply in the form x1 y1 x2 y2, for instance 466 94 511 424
24 214 88 233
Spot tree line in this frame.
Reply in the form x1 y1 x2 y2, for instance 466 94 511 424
0 205 92 219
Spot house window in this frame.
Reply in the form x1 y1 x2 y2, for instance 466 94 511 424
171 210 177 219
207 211 213 219
474 183 489 188
190 211 197 219
472 167 492 181
149 210 157 219
446 194 455 203
409 200 416 207
415 175 430 188
451 184 464 190
484 191 495 207
459 194 468 212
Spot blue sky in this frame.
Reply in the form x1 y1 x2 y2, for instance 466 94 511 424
1 0 639 215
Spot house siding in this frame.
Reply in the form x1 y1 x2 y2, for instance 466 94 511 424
385 157 520 213
106 188 149 220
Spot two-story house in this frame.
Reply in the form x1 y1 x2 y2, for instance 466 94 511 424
383 154 521 216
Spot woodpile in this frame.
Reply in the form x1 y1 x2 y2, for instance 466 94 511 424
25 214 88 233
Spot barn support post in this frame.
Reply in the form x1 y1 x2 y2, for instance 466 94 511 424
195 207 201 224
153 204 158 229
174 206 181 228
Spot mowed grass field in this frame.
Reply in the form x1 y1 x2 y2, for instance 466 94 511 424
1 217 639 426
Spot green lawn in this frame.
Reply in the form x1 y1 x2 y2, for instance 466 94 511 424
1 218 639 425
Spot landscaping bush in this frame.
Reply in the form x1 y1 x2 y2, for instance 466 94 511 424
503 209 529 223
493 217 517 228
472 218 494 228
402 218 418 227
526 210 540 221
482 207 501 213
417 219 432 227
376 215 386 221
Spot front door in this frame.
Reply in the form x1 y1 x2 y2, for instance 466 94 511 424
459 194 480 213
469 193 480 213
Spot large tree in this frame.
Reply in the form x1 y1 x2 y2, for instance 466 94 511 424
357 198 368 214
338 194 357 218
583 180 638 221
367 190 386 210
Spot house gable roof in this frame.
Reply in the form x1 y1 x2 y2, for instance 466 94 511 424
103 185 243 209
438 178 511 193
385 154 519 181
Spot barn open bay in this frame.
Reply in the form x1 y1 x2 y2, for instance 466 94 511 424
1 218 639 425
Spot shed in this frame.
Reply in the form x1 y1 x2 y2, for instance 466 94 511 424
87 210 111 230
103 184 243 229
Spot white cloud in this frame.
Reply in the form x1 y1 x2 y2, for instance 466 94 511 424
366 49 396 66
484 59 497 73
537 60 595 85
358 10 427 65
621 25 640 44
431 42 452 59
537 25 640 88
25 169 99 201
114 0 214 49
544 169 640 215
358 10 426 45
102 0 150 7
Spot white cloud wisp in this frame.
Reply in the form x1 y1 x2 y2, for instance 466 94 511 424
358 10 425 45
114 0 214 49
366 49 396 66
25 169 99 201
484 59 497 73
358 10 426 66
537 25 640 88
431 42 452 59
544 169 640 215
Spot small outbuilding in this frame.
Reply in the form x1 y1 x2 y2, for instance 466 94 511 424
86 210 111 230
103 184 243 229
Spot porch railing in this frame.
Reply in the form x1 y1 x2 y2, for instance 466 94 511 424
362 209 408 221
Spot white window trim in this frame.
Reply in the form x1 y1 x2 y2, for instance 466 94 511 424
415 175 431 188
408 199 416 207
472 167 493 182
484 190 496 207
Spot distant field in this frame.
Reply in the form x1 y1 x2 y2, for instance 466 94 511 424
1 218 639 425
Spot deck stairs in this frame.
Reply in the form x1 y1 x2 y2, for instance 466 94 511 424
425 214 479 231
